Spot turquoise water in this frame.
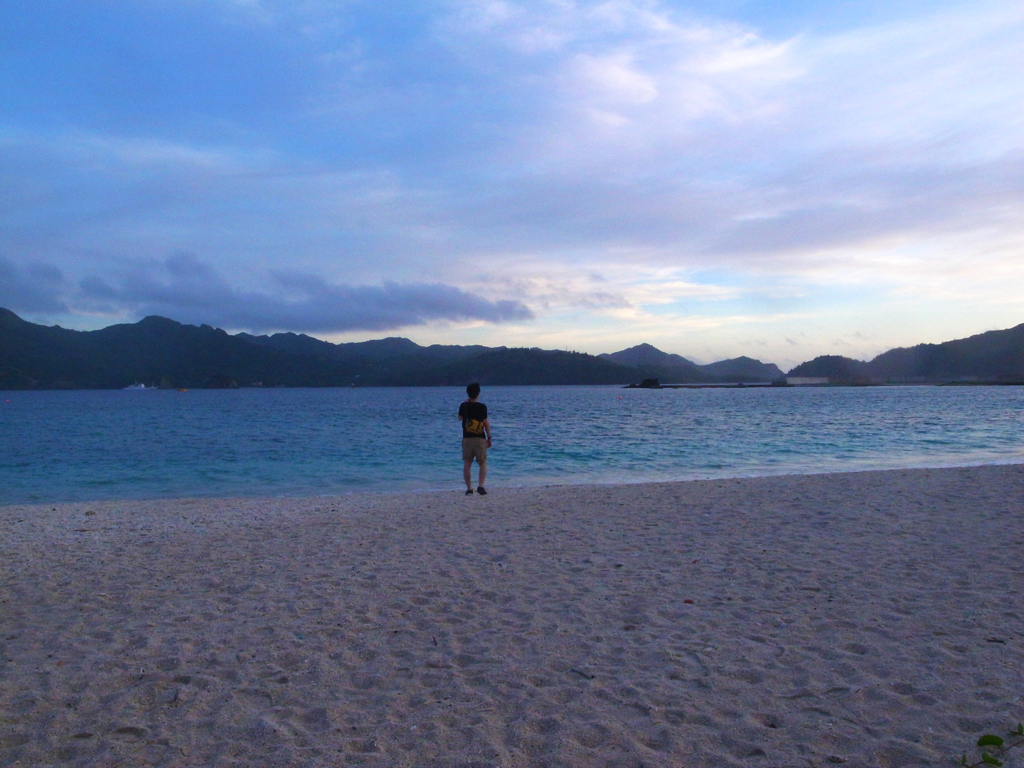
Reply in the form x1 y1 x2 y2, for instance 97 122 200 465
2 385 1023 504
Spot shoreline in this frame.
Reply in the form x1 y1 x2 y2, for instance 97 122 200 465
3 465 1023 766
6 457 1024 509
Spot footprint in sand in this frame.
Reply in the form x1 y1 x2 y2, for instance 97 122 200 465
111 726 146 741
0 734 30 749
571 721 612 749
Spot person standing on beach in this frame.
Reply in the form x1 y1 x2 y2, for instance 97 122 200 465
458 382 492 495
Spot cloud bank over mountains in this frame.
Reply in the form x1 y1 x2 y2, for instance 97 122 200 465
1 0 1022 365
1 254 532 333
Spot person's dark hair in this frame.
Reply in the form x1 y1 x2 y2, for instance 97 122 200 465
466 382 481 399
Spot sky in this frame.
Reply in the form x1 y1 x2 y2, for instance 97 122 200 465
1 0 1022 369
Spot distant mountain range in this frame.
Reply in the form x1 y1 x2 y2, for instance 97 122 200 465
600 343 783 384
1 307 1022 389
0 308 781 389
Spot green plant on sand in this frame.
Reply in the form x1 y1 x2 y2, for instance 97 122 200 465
960 723 1024 767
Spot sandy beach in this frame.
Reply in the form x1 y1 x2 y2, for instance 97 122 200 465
2 465 1023 767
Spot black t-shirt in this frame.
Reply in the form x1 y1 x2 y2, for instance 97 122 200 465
458 401 488 439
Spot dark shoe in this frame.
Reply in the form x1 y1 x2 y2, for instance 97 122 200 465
476 487 487 495
465 489 474 495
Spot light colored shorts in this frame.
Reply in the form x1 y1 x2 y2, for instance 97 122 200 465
462 437 488 464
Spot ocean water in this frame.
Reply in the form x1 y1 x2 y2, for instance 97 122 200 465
1 385 1023 504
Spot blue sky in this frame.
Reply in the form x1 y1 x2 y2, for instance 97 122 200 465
1 0 1022 368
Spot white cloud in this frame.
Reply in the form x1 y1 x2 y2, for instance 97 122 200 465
572 52 659 105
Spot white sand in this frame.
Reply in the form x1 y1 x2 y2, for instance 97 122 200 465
2 465 1023 767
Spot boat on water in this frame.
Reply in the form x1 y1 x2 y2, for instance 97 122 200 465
123 382 156 390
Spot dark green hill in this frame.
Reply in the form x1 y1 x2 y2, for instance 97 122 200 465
699 356 785 383
600 343 713 383
600 343 699 370
867 323 1024 382
785 323 1024 383
0 310 344 389
787 355 870 381
415 348 634 386
600 344 785 383
0 309 637 389
238 330 493 365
